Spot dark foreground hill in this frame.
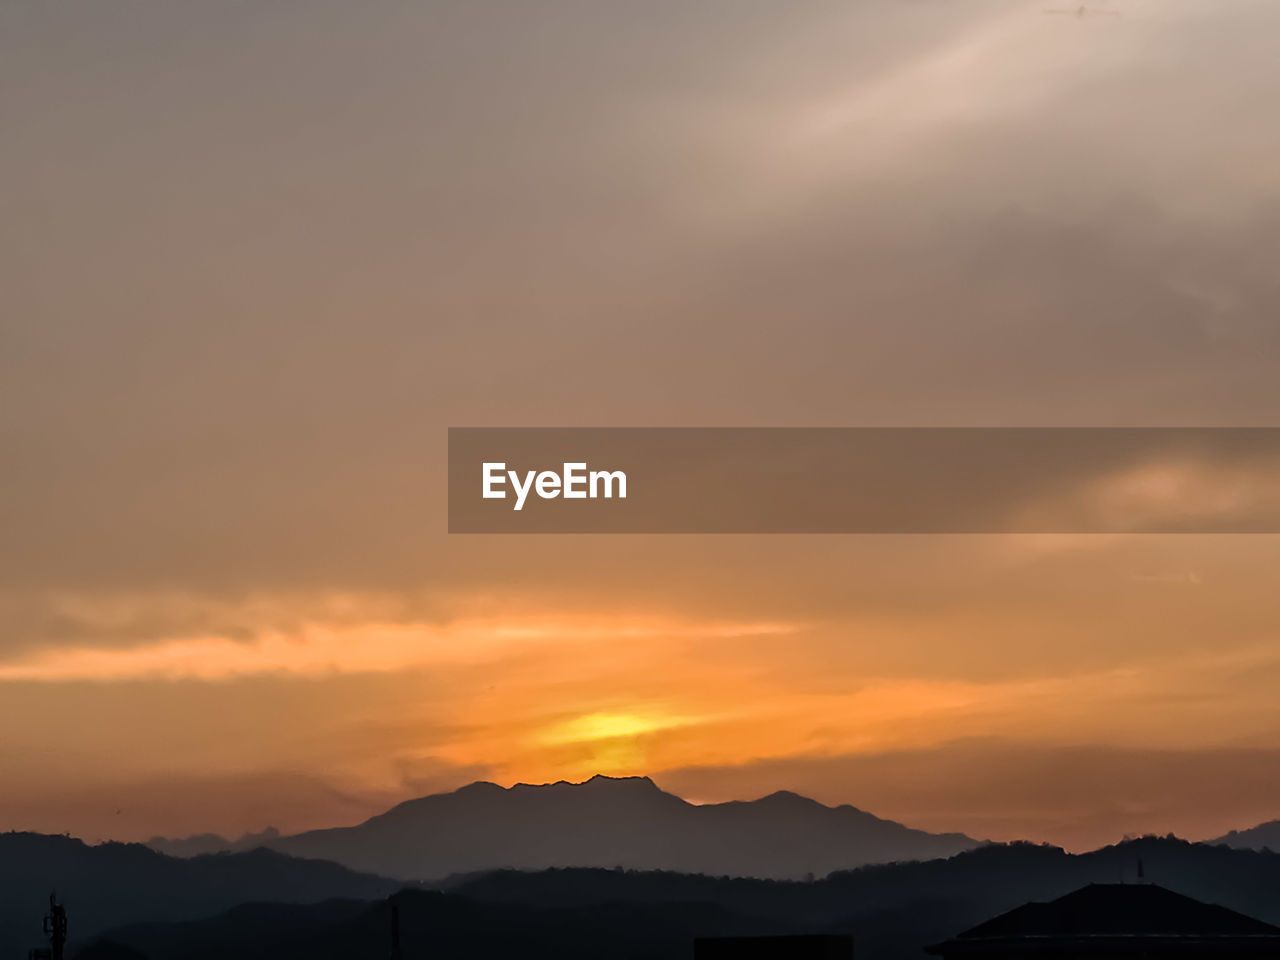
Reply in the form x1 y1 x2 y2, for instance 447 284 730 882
77 891 754 960
0 832 400 960
80 837 1280 960
154 775 979 880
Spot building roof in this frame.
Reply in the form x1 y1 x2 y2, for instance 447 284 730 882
928 884 1280 954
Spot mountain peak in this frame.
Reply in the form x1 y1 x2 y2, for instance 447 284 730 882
258 775 981 880
456 781 506 796
584 774 661 790
755 789 824 808
502 774 665 795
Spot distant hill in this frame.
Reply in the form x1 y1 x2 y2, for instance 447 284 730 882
1212 820 1280 852
186 775 980 880
147 827 282 859
80 837 1280 960
0 832 400 959
446 835 1280 936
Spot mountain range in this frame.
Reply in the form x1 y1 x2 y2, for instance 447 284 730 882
1212 820 1280 852
10 778 1280 960
0 832 401 960
149 775 981 880
79 836 1280 960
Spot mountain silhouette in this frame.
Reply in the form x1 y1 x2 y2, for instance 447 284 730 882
76 889 755 960
445 835 1280 929
152 775 980 880
1211 820 1280 852
0 832 400 960
147 827 281 859
78 837 1280 960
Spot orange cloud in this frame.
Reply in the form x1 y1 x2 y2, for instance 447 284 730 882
0 615 803 682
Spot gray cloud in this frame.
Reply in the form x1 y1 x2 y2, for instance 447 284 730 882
5 2 1280 596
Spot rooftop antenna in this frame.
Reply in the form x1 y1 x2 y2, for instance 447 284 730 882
389 901 403 960
29 892 67 960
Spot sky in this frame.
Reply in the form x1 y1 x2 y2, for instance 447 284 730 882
2 0 1280 853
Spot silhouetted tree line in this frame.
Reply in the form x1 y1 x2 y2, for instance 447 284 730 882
60 837 1280 960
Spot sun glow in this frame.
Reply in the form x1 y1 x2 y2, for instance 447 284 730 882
538 712 691 745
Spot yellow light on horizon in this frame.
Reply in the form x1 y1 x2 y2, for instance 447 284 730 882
538 712 688 746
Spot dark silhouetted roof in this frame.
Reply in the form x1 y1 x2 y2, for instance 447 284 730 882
929 884 1280 955
696 935 853 960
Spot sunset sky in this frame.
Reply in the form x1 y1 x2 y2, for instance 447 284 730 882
3 0 1280 853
